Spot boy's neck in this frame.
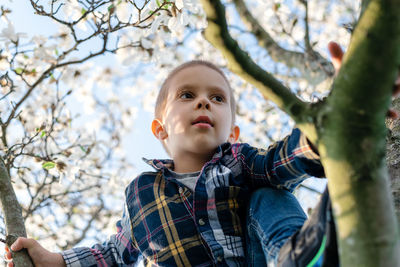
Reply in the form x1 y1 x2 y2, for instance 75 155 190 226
172 151 214 173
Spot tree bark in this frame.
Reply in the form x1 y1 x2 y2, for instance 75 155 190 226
0 158 34 267
387 97 400 222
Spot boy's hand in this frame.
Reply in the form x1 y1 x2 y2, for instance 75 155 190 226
328 41 399 119
5 237 66 267
327 41 344 73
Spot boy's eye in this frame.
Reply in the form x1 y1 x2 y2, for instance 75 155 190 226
179 92 194 99
211 95 224 102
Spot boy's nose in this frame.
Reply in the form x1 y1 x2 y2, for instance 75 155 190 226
196 98 210 110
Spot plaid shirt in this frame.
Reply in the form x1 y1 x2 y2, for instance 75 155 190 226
62 128 323 267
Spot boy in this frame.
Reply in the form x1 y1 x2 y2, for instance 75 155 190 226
6 60 337 266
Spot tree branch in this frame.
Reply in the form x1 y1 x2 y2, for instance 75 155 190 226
232 0 334 83
319 0 400 264
360 0 372 16
0 157 33 266
200 0 319 141
300 0 312 53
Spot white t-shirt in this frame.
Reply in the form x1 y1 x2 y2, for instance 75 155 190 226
170 170 200 191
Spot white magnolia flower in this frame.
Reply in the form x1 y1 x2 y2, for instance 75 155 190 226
0 23 27 44
31 35 47 46
59 165 80 183
116 47 136 65
0 58 9 71
167 16 178 31
150 13 168 34
34 44 57 64
148 0 158 11
116 2 139 23
178 11 189 26
63 0 82 21
57 25 74 49
140 37 152 49
175 0 184 10
127 28 143 43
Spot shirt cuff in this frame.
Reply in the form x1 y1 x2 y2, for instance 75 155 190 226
61 247 94 267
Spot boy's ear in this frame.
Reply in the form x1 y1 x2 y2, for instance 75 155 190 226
228 125 240 143
151 119 168 140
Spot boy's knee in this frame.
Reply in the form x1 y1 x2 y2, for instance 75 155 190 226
247 187 306 226
249 187 293 210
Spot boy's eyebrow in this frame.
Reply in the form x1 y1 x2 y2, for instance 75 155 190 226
176 84 196 92
176 84 228 95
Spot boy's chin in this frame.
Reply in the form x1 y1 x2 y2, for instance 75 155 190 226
192 143 221 156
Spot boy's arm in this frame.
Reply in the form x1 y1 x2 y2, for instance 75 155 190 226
6 206 140 267
238 128 324 191
61 206 140 266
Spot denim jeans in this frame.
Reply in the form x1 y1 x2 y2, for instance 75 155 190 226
245 187 307 266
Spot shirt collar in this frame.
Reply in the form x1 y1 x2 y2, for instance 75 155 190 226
142 158 174 171
142 142 233 171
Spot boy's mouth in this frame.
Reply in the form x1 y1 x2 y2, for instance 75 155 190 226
192 116 214 127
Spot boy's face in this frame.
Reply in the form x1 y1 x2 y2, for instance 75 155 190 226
152 65 240 159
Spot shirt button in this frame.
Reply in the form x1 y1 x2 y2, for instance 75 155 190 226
178 187 183 194
198 218 205 226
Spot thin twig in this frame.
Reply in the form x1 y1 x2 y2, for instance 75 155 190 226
300 0 312 53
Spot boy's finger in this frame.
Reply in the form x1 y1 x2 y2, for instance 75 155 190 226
5 250 12 260
328 41 344 72
387 109 399 119
10 237 33 252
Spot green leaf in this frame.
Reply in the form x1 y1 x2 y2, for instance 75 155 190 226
42 161 56 170
15 68 23 75
108 4 115 12
156 0 161 7
40 131 46 138
163 3 173 9
79 145 87 153
81 8 87 15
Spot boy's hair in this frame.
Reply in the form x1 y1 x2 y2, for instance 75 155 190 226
155 60 236 123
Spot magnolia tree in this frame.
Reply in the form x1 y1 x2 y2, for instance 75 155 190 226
0 0 399 266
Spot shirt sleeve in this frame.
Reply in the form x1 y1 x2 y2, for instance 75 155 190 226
61 205 140 267
237 128 324 192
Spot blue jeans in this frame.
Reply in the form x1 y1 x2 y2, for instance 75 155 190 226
246 187 307 266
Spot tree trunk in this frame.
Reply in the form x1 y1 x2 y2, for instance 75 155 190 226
0 158 34 267
318 1 400 264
